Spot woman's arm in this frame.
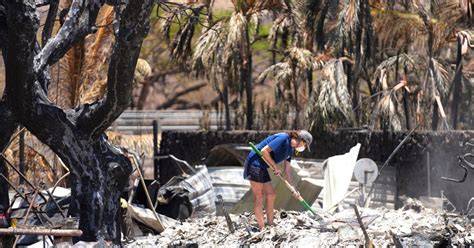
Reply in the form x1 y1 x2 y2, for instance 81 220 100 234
261 145 281 174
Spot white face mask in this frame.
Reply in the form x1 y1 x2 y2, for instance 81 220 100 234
295 146 305 152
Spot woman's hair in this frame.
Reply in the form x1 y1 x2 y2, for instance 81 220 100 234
287 131 300 140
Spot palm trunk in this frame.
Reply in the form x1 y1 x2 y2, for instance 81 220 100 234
451 36 463 129
432 100 439 130
223 81 231 130
307 70 313 102
293 79 299 129
402 88 412 130
243 25 253 130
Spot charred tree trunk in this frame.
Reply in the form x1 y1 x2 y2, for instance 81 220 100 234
243 26 253 130
292 64 300 129
66 137 132 243
0 5 16 247
0 102 17 216
223 80 231 130
293 79 299 129
451 35 463 129
432 101 439 130
3 1 154 244
402 89 412 130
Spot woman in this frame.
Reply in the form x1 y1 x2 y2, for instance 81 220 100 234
243 130 313 230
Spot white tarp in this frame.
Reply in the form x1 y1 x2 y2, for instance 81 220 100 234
323 143 361 211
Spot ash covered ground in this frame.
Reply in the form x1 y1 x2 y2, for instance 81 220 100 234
127 199 474 247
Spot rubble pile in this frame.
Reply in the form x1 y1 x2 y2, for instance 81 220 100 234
128 201 474 247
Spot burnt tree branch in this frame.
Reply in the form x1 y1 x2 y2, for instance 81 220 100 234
0 100 17 217
35 0 101 75
77 0 154 139
41 0 58 46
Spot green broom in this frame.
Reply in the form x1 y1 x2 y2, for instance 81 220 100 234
249 142 317 216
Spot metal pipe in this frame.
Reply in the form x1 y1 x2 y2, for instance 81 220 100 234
0 173 29 202
0 154 49 205
22 188 39 225
0 173 52 227
0 228 82 236
0 154 35 190
13 188 40 247
128 154 164 232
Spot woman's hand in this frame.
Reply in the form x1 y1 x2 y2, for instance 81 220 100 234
292 191 301 199
272 168 282 176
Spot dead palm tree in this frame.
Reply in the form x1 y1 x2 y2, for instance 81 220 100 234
305 58 354 130
164 0 280 130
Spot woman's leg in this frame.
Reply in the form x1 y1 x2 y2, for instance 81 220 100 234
263 182 276 225
250 180 265 230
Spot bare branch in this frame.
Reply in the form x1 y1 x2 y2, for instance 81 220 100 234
77 0 155 139
41 0 58 46
34 0 101 75
4 1 82 162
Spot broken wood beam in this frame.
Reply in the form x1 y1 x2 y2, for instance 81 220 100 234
0 228 82 236
351 204 374 248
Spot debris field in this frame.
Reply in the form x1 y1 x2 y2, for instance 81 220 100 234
128 199 474 247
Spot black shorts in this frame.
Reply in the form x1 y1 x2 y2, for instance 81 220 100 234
244 163 271 183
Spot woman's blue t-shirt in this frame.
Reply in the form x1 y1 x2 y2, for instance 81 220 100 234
246 133 293 169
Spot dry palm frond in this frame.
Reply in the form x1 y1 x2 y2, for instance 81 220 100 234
333 0 359 54
107 132 154 156
268 13 291 40
80 79 107 104
192 21 226 88
162 5 206 66
134 59 152 85
372 8 425 50
306 59 353 129
288 47 314 70
375 53 417 76
258 62 293 85
81 59 151 104
231 0 280 14
49 43 83 108
6 131 66 187
376 69 402 131
371 7 453 52
434 0 472 25
258 46 325 91
458 30 474 55
373 55 418 131
429 58 449 98
223 12 249 91
226 12 247 52
77 6 115 106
